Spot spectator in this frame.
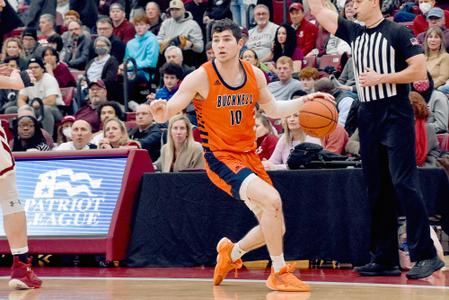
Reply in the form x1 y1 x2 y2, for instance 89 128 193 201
74 80 108 133
42 46 76 88
409 91 441 167
240 48 271 81
55 115 75 145
11 116 51 152
62 20 91 70
336 57 357 93
1 37 27 70
146 2 163 36
16 105 55 148
21 28 39 60
268 56 304 100
94 17 126 64
56 119 97 150
91 101 124 145
262 112 321 170
341 0 356 21
299 67 320 94
289 3 318 57
38 14 57 42
255 112 279 160
271 23 304 74
85 36 119 97
99 117 140 149
314 77 356 127
153 63 183 101
47 34 64 53
322 123 349 155
412 74 449 133
69 0 99 31
164 46 195 77
423 27 449 93
417 7 449 51
205 0 233 23
205 41 215 61
153 114 204 172
110 2 136 44
157 0 204 55
128 103 163 161
61 10 92 54
184 0 208 35
247 4 278 62
11 57 63 136
120 15 159 84
0 57 20 112
413 0 449 36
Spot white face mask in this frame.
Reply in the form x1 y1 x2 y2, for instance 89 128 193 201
62 127 72 139
419 3 432 14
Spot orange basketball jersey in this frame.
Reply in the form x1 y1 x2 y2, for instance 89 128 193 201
194 59 259 153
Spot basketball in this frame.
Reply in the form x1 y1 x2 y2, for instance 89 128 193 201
299 97 338 138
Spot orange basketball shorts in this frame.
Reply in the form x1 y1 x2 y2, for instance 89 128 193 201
203 150 272 200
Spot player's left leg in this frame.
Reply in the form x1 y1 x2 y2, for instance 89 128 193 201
0 172 42 289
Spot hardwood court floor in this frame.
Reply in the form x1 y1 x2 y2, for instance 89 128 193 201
0 267 448 300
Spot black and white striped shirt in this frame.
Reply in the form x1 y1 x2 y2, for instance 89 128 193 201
335 17 423 102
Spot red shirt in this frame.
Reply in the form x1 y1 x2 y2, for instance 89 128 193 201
113 19 136 44
412 10 449 36
256 134 279 160
293 19 318 56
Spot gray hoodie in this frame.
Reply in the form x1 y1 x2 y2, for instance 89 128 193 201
157 11 204 53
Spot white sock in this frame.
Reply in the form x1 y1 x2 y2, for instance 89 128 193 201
270 254 286 273
11 246 28 255
231 243 247 262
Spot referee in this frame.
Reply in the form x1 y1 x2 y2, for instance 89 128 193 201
308 0 444 279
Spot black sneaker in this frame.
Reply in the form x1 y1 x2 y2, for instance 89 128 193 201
406 256 445 279
354 263 401 276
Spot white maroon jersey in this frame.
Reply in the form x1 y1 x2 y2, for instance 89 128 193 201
0 126 15 178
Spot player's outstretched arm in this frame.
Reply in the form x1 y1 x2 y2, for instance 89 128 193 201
307 0 339 35
149 68 205 123
0 70 25 90
254 66 334 119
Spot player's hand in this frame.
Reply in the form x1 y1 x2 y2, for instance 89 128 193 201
359 67 384 87
149 99 168 123
302 92 335 104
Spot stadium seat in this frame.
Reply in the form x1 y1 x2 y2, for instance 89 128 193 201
60 87 75 107
70 69 85 81
126 112 136 121
303 55 317 68
192 127 202 143
126 120 137 129
437 134 449 152
0 113 18 122
319 54 341 70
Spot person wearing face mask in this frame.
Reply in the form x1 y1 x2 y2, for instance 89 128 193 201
412 73 449 133
412 0 449 36
85 36 119 98
55 115 75 145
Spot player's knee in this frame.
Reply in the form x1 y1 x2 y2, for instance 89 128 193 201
261 191 282 214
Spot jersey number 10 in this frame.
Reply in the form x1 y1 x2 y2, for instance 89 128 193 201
230 110 242 125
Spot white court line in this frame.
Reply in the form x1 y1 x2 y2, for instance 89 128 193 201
1 276 448 290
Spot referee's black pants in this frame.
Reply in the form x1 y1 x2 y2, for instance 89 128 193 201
358 97 436 265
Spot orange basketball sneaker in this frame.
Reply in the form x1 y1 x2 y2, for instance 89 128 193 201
213 237 243 285
266 264 311 292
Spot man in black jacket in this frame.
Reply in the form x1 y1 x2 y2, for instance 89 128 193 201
128 103 163 162
63 20 92 70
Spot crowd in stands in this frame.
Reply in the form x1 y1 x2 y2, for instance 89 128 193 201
0 0 448 172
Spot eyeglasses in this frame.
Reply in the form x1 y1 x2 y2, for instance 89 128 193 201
19 124 35 129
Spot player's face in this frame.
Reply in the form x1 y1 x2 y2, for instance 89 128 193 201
212 30 242 63
171 119 188 144
255 118 269 138
286 113 300 130
0 0 5 12
277 27 287 44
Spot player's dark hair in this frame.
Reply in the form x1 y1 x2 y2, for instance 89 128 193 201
211 19 242 41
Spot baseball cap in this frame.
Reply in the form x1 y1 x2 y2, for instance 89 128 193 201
289 3 304 12
88 79 106 89
427 7 444 19
22 28 38 40
61 115 76 125
169 0 184 9
27 57 45 69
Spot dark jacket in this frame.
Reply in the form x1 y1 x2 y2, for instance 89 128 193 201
64 34 92 70
85 56 119 98
0 1 23 49
24 0 56 30
128 123 163 161
70 0 99 30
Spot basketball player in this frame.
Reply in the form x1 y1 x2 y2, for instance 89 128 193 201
0 64 42 289
150 19 333 292
308 0 444 279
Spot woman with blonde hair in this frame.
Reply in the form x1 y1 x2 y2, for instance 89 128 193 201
424 27 449 94
99 117 140 149
262 112 321 170
1 37 27 70
154 114 204 172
